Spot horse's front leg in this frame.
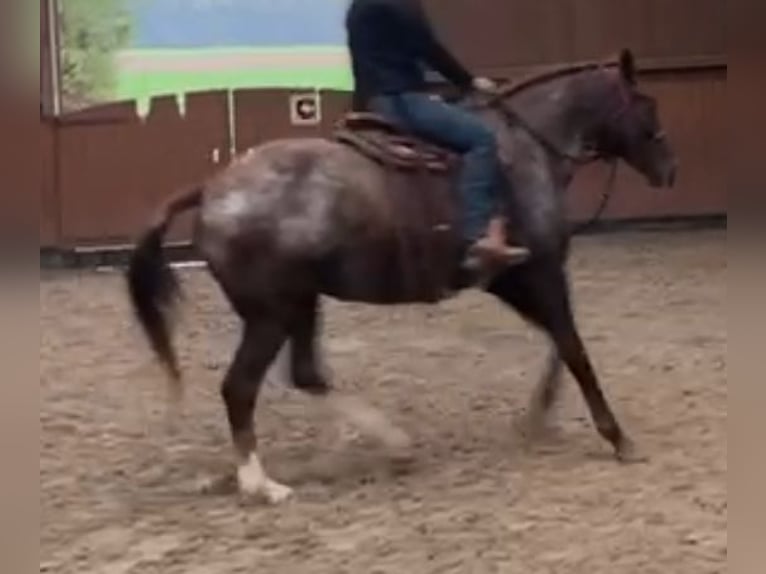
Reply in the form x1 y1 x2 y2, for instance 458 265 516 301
537 268 645 462
551 318 639 461
489 262 644 462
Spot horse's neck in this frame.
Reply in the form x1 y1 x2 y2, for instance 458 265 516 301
504 72 605 162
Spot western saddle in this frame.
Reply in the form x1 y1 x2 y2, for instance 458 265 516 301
332 111 467 302
334 112 457 172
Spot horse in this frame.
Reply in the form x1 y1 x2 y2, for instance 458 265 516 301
126 49 677 503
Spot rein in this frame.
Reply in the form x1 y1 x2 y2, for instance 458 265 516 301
478 71 632 234
494 103 599 166
491 96 620 233
570 160 619 234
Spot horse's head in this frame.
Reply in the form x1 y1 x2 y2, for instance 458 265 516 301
595 49 678 188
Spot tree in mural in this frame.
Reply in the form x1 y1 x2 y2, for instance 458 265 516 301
59 0 132 104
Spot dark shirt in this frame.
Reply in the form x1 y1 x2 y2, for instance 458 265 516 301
346 0 474 109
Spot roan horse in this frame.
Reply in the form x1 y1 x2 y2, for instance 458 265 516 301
127 49 677 503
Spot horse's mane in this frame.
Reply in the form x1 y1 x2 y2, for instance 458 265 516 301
443 56 622 113
497 57 620 100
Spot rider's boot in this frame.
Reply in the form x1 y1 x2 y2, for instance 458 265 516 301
469 216 529 266
459 216 529 286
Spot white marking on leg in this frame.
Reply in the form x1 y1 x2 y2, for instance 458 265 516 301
237 452 293 504
326 394 411 451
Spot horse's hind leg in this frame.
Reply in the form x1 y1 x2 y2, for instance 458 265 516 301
537 348 565 411
287 295 331 397
288 295 411 453
221 315 293 503
487 270 565 433
525 346 565 437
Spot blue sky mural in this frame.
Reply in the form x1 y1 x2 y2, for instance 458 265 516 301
129 0 350 48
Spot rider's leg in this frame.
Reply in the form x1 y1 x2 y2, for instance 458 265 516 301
368 93 528 264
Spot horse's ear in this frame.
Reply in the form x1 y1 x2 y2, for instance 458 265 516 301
619 49 637 85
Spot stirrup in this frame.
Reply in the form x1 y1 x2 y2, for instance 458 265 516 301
469 242 530 266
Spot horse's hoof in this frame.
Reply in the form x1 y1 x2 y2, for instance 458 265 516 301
518 409 547 441
384 427 413 453
387 443 416 469
615 439 649 464
261 480 294 505
239 479 294 505
516 405 563 445
197 473 237 495
237 458 294 504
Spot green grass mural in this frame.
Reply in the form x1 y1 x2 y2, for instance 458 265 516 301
114 46 353 111
60 0 353 111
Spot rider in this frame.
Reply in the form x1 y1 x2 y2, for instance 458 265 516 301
345 0 529 268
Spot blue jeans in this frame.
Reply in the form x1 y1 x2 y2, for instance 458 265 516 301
368 93 502 242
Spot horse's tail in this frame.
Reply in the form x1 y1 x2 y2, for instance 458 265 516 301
126 186 203 396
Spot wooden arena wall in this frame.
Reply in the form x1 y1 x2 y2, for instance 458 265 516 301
37 0 725 248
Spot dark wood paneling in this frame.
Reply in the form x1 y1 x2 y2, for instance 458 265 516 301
572 0 651 61
427 0 574 70
40 120 58 246
57 92 230 245
499 1 575 67
234 89 324 152
319 90 353 136
427 0 725 73
643 0 725 60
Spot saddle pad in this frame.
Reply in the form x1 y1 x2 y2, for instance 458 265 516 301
334 113 458 173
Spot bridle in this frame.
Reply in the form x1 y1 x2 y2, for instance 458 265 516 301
484 68 638 233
